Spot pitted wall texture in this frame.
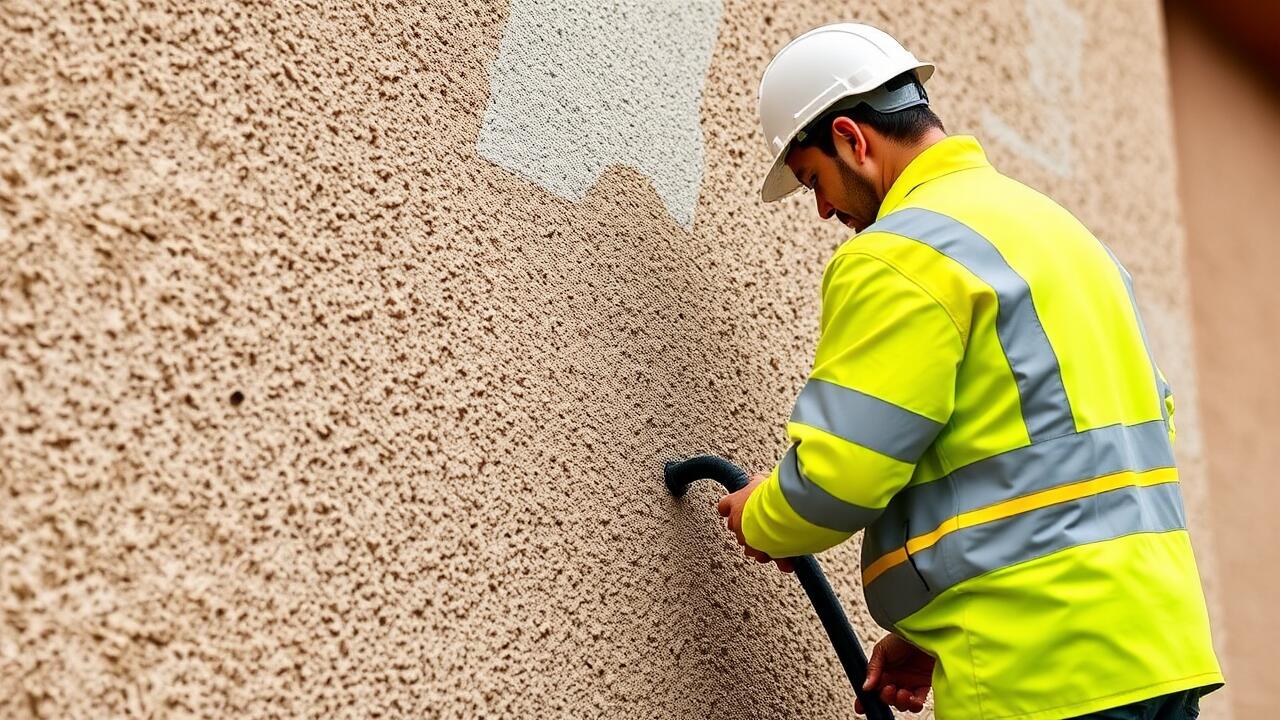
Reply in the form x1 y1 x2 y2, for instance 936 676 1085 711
0 1 1225 718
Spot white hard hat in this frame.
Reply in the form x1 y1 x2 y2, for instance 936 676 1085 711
757 23 935 203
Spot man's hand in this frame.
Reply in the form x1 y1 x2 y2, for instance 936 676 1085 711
715 473 794 573
856 633 935 715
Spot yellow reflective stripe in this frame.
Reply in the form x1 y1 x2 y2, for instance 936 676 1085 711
863 548 909 587
862 466 1179 585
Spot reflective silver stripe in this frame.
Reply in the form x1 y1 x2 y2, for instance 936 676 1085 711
863 481 1187 629
1099 241 1170 426
863 420 1174 562
868 208 1075 442
790 378 944 464
777 444 883 533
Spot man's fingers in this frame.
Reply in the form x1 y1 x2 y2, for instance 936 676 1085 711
862 642 884 690
908 688 929 711
716 495 730 517
857 688 922 717
880 684 898 705
776 558 794 573
713 480 785 572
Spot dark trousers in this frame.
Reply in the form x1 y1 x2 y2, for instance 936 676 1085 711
1070 689 1201 719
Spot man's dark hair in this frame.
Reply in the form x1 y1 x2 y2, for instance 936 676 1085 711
793 71 944 156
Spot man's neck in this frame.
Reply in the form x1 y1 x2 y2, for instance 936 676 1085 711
879 129 949 200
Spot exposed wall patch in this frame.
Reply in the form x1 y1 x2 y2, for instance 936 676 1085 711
477 0 723 230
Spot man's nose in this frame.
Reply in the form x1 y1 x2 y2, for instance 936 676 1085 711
815 192 836 220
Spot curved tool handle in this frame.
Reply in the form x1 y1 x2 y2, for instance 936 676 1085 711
664 455 895 720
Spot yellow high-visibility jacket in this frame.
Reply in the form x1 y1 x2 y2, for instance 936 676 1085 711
741 135 1223 719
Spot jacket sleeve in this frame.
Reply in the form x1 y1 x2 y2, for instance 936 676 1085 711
741 251 965 558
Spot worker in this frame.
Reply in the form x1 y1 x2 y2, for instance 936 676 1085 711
715 22 1224 720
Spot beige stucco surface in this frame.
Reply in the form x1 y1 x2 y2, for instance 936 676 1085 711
1166 2 1280 718
0 1 1225 718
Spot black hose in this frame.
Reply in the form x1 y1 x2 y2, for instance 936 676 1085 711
665 454 751 495
665 454 895 720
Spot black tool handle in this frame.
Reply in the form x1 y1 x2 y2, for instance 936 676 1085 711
664 455 895 720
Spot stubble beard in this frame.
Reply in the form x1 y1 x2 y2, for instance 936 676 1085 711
834 156 881 232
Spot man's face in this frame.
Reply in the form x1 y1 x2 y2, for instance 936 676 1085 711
786 141 881 232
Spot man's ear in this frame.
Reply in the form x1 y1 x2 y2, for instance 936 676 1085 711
831 116 868 165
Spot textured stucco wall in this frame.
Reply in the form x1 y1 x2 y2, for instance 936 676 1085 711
1166 2 1280 717
0 1 1224 718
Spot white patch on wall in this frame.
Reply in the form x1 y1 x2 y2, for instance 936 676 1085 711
981 0 1085 177
477 0 723 230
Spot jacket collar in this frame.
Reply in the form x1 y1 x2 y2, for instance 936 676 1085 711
876 135 991 220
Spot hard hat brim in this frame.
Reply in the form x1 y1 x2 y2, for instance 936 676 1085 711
761 150 804 203
758 60 935 204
